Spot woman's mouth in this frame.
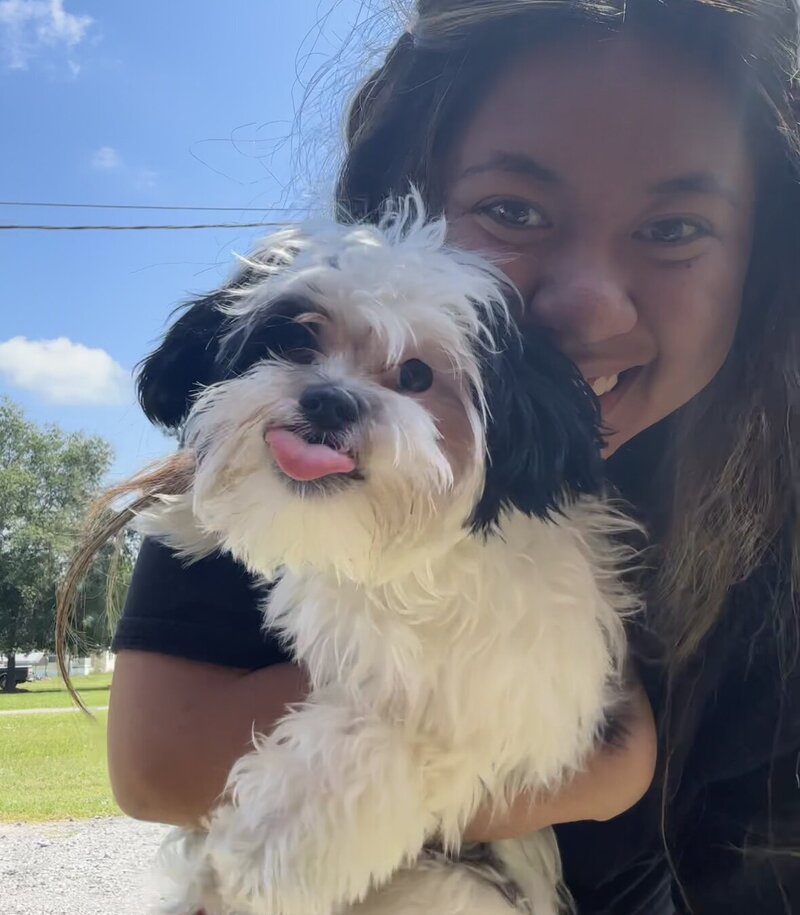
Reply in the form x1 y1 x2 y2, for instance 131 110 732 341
589 374 620 396
587 367 642 412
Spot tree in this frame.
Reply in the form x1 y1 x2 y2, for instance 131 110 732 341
0 398 115 690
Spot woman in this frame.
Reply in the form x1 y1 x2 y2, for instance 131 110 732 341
107 1 800 911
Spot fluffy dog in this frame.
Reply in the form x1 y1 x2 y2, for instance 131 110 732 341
132 194 637 915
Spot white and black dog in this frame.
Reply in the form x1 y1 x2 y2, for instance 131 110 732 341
135 194 638 915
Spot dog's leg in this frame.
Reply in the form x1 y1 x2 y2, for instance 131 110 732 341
348 863 523 915
493 832 571 914
151 827 226 915
203 690 441 915
344 833 566 915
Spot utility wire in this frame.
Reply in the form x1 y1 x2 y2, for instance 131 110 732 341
0 222 288 231
0 200 310 213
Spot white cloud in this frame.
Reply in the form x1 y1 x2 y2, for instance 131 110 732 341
0 336 131 406
0 0 93 70
91 145 122 170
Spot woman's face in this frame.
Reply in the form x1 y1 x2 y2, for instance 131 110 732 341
445 33 756 455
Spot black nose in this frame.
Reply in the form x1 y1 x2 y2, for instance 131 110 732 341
299 384 362 430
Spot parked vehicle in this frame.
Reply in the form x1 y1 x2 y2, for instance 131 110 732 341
0 666 30 690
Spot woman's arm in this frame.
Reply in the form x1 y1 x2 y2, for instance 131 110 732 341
110 650 655 835
464 681 657 841
107 650 307 827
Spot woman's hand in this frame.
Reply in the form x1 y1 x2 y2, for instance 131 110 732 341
464 681 657 842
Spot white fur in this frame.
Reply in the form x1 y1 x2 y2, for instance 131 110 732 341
141 195 638 915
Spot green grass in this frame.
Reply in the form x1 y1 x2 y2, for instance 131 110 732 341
0 710 120 821
0 672 112 711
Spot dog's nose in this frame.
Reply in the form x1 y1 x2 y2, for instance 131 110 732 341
300 384 362 430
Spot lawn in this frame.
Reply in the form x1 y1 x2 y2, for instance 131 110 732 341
0 710 119 821
0 673 119 821
0 672 112 711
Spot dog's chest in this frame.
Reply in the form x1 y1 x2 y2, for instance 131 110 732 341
264 509 622 778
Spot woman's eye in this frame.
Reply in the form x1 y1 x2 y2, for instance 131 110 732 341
475 199 550 230
398 359 433 393
635 217 710 245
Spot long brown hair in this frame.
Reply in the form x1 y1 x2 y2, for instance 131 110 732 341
333 0 800 901
55 452 194 712
336 0 800 669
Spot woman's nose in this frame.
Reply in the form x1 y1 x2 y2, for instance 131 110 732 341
526 253 637 346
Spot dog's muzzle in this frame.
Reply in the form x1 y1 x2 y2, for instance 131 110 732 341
263 384 367 485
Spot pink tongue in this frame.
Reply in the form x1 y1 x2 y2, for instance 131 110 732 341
265 428 356 482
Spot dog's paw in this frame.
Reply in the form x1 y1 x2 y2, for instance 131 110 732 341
204 801 335 915
207 791 422 915
204 702 432 914
151 828 228 915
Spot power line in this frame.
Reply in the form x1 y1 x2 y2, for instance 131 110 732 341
0 222 287 231
0 200 310 213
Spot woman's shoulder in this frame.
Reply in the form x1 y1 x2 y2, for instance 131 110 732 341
691 549 799 774
130 536 262 598
658 533 798 773
111 537 290 670
666 554 800 911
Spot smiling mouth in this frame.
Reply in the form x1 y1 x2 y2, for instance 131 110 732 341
587 366 641 399
589 374 620 396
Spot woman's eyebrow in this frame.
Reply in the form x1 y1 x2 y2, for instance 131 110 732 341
456 156 741 208
456 152 563 185
647 172 740 207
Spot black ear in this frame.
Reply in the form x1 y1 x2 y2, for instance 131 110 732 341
136 289 232 430
137 238 305 430
470 325 605 532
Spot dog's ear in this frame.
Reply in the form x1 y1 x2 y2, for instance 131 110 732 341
135 289 232 431
471 325 605 531
137 236 302 430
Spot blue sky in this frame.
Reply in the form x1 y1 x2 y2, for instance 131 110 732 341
1 0 405 482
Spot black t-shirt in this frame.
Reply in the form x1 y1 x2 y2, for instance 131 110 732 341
112 424 800 913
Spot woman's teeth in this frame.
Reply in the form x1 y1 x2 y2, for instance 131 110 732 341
590 374 619 396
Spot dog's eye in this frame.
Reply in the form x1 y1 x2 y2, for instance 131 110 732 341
265 319 319 365
285 346 316 365
398 359 433 393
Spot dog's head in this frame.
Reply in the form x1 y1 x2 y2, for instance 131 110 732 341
139 195 604 581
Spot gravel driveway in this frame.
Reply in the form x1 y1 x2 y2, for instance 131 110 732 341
0 816 171 915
